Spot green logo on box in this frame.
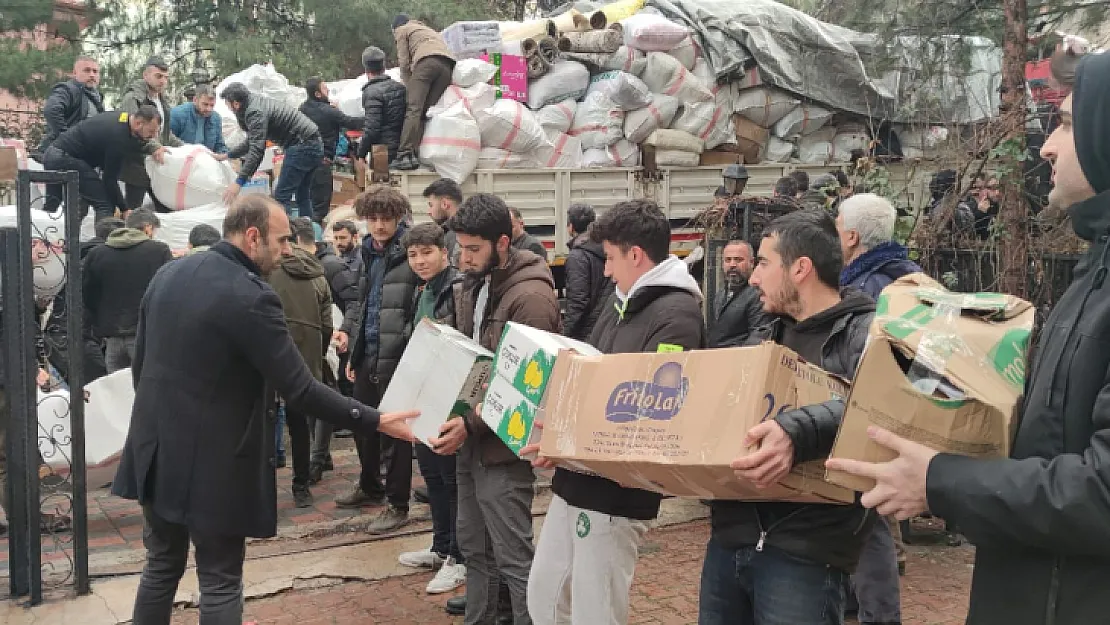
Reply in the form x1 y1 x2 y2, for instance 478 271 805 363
514 351 556 403
988 328 1030 390
497 398 536 454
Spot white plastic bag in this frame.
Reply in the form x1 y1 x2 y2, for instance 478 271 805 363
796 127 836 164
604 46 648 76
536 100 578 135
535 132 583 168
831 125 871 161
641 53 713 104
623 94 680 144
672 101 734 150
568 92 625 150
586 71 653 111
428 83 498 118
478 99 547 153
453 58 499 87
644 129 704 153
477 148 539 169
772 103 834 138
145 146 237 211
666 37 698 70
420 102 482 183
621 14 689 52
582 139 640 168
654 149 700 167
764 136 796 163
527 61 591 110
734 87 800 127
325 75 370 117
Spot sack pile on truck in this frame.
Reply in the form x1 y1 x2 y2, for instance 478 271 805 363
644 128 703 166
569 91 626 149
145 146 237 211
536 100 578 135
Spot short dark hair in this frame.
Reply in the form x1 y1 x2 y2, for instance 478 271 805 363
223 194 276 239
789 171 810 192
305 76 325 99
332 219 358 237
94 217 124 240
188 224 221 248
354 185 411 220
590 199 670 264
774 176 799 198
194 84 215 99
762 209 843 289
423 178 463 204
401 222 446 250
291 217 316 244
221 82 251 106
509 206 524 220
567 203 596 234
448 193 512 244
125 208 161 230
133 104 162 123
829 170 850 189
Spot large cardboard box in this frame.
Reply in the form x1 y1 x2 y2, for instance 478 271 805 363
699 150 744 166
731 114 768 164
827 274 1034 492
332 172 360 206
481 322 600 455
379 319 494 445
538 342 856 503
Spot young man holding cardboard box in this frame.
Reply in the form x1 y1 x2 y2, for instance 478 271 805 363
525 199 705 625
700 209 875 625
427 193 560 625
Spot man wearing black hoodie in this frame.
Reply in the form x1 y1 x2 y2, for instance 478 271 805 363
562 203 612 341
827 51 1110 625
700 209 875 625
82 209 173 373
300 77 364 223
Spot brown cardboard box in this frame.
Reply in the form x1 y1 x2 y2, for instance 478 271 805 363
699 150 744 166
538 342 855 503
827 274 1034 492
732 114 768 164
0 148 18 182
332 173 361 207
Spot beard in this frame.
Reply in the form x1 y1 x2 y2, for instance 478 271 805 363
761 278 802 318
724 269 743 288
467 248 502 279
251 239 278 276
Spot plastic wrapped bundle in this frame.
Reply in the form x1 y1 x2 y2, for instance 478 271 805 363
641 53 713 104
564 46 647 77
558 30 622 54
478 99 547 153
569 92 625 149
644 129 704 153
428 83 498 118
666 37 698 70
527 61 591 110
453 59 499 87
620 14 689 51
795 127 836 164
145 146 237 211
325 75 370 117
478 148 540 169
831 124 871 160
764 136 796 163
654 149 700 167
772 103 834 138
420 102 482 183
623 94 679 144
586 71 652 111
536 100 578 135
582 139 640 168
442 21 502 58
672 101 735 150
734 87 800 127
535 132 584 168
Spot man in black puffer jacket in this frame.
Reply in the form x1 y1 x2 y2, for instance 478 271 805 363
300 77 364 223
40 56 105 213
358 47 407 164
701 209 874 625
563 203 613 341
336 186 420 535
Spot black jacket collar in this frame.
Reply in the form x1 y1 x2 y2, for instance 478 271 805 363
212 241 262 276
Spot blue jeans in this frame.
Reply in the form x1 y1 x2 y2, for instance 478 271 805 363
699 538 847 625
849 517 901 624
415 443 462 562
272 139 323 217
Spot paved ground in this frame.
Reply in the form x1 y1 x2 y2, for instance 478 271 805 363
165 520 975 625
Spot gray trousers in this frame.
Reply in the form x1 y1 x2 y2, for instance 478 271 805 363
850 515 902 624
105 336 137 374
457 440 536 625
310 418 333 465
132 506 247 625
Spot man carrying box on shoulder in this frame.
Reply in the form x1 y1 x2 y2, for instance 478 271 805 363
428 193 560 625
523 199 705 625
700 209 875 625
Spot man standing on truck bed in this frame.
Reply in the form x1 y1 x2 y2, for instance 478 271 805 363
390 14 455 171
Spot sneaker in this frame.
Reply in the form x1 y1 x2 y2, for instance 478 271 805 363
293 485 314 508
366 505 409 534
426 557 466 594
398 548 444 569
336 487 385 509
307 463 324 485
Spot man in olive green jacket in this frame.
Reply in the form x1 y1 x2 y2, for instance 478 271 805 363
118 56 185 211
391 14 455 170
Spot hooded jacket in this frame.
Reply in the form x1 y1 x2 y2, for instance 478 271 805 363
359 76 407 161
454 248 561 465
512 231 547 260
708 275 771 348
267 248 333 382
393 21 455 83
925 51 1110 625
228 94 321 181
82 228 173 339
710 290 875 573
39 78 104 152
118 78 184 187
563 232 613 341
552 255 705 520
839 241 923 300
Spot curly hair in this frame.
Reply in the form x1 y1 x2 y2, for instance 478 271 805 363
354 184 411 221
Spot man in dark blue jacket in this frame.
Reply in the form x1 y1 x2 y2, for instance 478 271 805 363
836 193 921 300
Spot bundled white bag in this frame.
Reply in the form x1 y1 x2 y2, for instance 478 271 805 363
536 100 578 135
641 53 713 104
621 14 689 52
897 125 948 159
734 87 800 127
831 124 871 160
672 101 734 150
772 103 834 138
586 71 653 111
666 37 698 70
568 92 625 150
325 75 370 117
145 146 236 211
420 102 482 183
535 132 584 168
644 129 704 153
764 136 796 163
796 127 836 164
623 93 679 144
527 61 591 110
654 149 700 167
452 58 499 87
478 99 547 153
477 148 539 169
582 139 640 168
428 83 498 118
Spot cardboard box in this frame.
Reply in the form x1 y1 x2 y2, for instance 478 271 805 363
378 319 494 445
0 148 17 182
481 322 600 455
731 115 768 165
538 342 856 503
827 274 1034 492
699 150 744 166
239 172 272 197
332 172 360 206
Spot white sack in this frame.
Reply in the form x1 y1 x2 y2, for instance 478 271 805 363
478 99 547 153
478 148 540 169
535 132 583 168
623 93 680 144
428 83 498 118
145 146 236 211
325 75 370 117
641 53 712 104
582 139 640 168
666 37 698 70
734 87 800 127
620 14 689 52
536 100 578 135
672 101 733 149
527 61 591 110
453 58 499 87
654 149 700 167
897 126 949 159
420 102 482 183
568 92 625 150
644 128 704 154
586 70 653 111
831 125 871 161
0 205 67 299
764 136 796 163
772 103 834 138
796 127 836 164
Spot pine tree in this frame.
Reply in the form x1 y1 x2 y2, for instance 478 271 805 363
0 0 85 101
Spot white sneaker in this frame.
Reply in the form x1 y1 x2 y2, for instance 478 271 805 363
398 548 444 569
426 557 466 594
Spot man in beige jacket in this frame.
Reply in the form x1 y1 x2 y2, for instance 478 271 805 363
391 14 455 171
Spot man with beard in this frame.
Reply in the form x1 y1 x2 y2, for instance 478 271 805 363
563 203 612 341
40 56 104 213
700 209 875 625
118 56 185 211
707 239 771 348
423 178 463 264
300 77 364 223
429 193 560 625
826 49 1110 625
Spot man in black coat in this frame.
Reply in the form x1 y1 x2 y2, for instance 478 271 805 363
40 56 104 213
358 47 407 164
827 50 1110 625
707 239 771 348
300 77 364 223
112 195 416 624
562 202 612 341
